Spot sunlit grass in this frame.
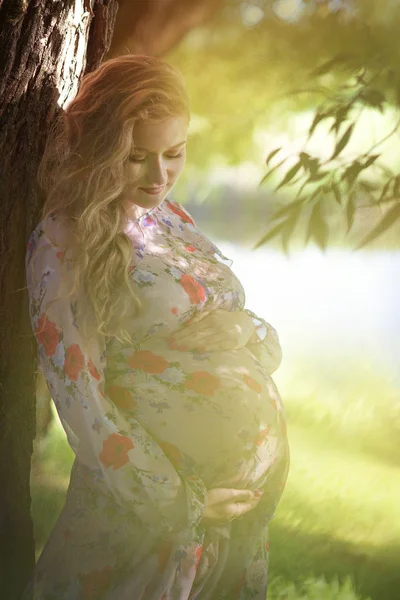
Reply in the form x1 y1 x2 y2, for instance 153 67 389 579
269 353 400 599
30 353 400 599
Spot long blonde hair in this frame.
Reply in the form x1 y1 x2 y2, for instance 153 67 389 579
38 55 190 345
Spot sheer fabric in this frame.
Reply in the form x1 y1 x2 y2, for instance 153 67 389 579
24 199 289 599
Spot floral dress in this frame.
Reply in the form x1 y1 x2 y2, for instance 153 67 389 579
24 198 290 600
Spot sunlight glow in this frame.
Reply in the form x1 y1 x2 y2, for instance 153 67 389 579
218 242 400 383
240 3 265 27
56 1 92 109
272 0 305 22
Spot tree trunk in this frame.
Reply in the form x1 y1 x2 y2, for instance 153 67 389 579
0 0 223 597
0 2 118 597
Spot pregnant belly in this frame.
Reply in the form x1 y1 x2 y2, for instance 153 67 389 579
106 339 287 488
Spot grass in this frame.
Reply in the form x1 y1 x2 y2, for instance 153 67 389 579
30 352 400 600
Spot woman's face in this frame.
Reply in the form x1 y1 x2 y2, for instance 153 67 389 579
121 115 188 219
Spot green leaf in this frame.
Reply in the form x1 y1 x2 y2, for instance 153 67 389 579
313 222 328 253
346 193 356 233
359 89 386 111
266 147 282 167
309 187 323 202
269 197 306 222
253 220 287 250
355 202 400 249
281 213 299 255
305 202 328 250
306 171 329 183
342 157 379 190
299 151 311 166
259 159 286 187
308 110 330 138
393 175 400 198
329 105 350 135
331 181 342 206
363 154 380 169
275 161 303 191
311 53 353 77
330 123 354 160
300 154 320 177
379 177 393 203
342 161 363 189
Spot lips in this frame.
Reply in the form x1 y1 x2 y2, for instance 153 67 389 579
139 185 165 195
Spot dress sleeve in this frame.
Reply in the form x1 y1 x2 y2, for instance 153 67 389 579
244 309 283 375
25 219 207 540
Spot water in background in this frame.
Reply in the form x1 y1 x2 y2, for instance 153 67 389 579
216 242 400 390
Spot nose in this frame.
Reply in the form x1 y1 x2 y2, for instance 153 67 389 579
146 156 168 186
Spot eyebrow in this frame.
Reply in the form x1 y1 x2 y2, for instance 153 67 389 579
133 140 187 151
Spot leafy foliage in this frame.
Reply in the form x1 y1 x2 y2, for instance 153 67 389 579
167 1 400 250
256 57 400 252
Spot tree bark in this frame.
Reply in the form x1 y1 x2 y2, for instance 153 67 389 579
0 1 118 597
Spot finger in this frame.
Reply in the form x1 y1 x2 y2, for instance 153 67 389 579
228 497 261 520
226 489 256 503
207 488 254 506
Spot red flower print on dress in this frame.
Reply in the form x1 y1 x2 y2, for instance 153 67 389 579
159 441 183 467
243 374 262 393
99 433 134 470
87 358 101 381
184 244 196 253
106 385 137 410
254 426 270 447
35 313 60 357
127 350 169 374
81 566 112 600
157 539 173 572
167 201 195 224
180 274 206 304
64 343 85 381
171 307 178 315
195 545 203 570
184 371 221 396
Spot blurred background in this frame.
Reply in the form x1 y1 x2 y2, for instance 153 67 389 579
31 2 400 599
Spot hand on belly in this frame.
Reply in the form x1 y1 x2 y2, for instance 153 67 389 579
200 487 263 525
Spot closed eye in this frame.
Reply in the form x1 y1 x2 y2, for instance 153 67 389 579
129 152 184 163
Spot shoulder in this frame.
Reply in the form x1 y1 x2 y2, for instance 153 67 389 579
26 213 76 270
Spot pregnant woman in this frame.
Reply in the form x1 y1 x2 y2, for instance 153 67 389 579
25 55 290 599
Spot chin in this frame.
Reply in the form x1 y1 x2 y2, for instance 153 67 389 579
137 187 169 207
123 186 170 217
